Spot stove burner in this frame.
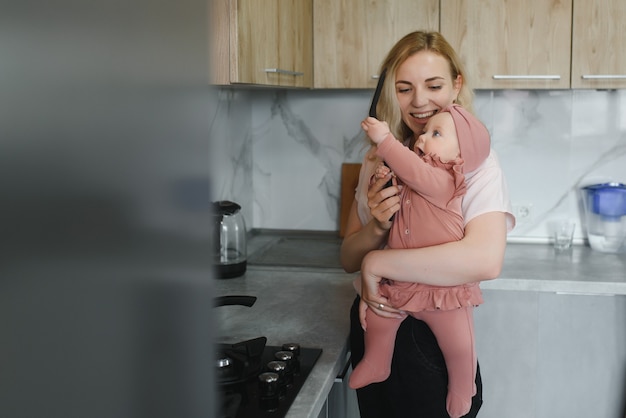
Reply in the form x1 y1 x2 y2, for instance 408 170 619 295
218 336 267 387
217 340 322 418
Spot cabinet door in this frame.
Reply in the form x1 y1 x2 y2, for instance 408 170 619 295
313 0 439 89
441 0 572 90
211 0 312 87
476 290 626 418
209 0 230 85
230 0 279 85
278 0 313 87
474 290 540 418
571 1 626 89
536 293 626 418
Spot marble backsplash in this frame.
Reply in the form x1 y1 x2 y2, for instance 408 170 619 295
210 87 626 242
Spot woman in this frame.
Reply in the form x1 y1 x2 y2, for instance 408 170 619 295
340 31 515 418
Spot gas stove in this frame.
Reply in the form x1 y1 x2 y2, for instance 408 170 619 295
217 337 322 418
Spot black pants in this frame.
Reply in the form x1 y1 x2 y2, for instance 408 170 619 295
349 296 483 417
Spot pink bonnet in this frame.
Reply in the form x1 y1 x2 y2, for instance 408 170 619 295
440 104 490 173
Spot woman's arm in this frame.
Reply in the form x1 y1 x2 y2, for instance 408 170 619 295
359 211 507 314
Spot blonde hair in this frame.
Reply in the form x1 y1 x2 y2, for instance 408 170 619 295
374 31 474 142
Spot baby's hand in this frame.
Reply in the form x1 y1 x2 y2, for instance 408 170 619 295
369 161 394 188
361 117 391 145
375 162 391 180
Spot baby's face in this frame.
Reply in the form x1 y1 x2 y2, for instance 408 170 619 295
414 112 460 162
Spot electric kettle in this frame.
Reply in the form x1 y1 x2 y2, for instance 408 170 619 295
212 200 247 278
581 183 626 253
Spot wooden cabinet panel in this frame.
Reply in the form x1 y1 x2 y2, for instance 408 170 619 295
213 0 626 90
277 0 313 87
313 0 438 89
441 0 572 90
210 0 313 87
230 0 280 84
572 1 626 89
209 0 230 85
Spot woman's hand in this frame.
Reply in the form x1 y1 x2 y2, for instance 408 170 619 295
340 147 402 273
368 175 401 230
358 250 407 330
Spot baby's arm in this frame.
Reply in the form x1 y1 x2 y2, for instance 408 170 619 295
361 117 393 145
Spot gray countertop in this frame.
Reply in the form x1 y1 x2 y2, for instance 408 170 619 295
246 230 626 295
215 231 626 418
488 242 626 295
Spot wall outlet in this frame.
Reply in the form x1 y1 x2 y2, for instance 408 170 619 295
512 203 534 224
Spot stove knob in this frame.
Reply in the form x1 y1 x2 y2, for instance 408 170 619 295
282 343 300 356
266 360 287 398
216 357 234 380
217 357 232 367
258 372 279 412
274 351 294 387
281 343 301 375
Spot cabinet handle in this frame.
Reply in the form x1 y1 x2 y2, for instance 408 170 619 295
334 353 352 383
492 75 561 80
581 74 626 80
263 68 304 76
556 291 615 297
371 75 380 79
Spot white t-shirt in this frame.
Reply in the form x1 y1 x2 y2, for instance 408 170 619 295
355 146 516 232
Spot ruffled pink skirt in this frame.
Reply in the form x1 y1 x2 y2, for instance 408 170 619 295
380 279 482 312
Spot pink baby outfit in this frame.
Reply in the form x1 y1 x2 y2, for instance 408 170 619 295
349 105 491 418
380 152 483 311
378 104 489 311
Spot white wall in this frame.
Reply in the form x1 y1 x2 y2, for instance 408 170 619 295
210 88 626 241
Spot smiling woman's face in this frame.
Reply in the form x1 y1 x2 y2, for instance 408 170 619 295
394 50 462 137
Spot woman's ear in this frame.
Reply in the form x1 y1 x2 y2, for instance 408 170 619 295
454 74 463 95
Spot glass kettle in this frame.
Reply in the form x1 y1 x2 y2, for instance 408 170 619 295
212 200 247 278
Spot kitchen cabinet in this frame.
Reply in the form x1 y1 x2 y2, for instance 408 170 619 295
535 292 626 417
211 0 626 90
571 1 626 89
475 289 626 418
474 290 539 418
317 351 359 418
313 0 438 89
210 0 313 87
440 0 572 89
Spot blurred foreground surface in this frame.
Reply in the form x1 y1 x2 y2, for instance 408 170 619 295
0 0 216 416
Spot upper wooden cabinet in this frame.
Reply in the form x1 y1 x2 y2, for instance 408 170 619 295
313 0 439 89
210 0 313 87
441 0 572 90
210 0 230 85
211 0 626 90
571 1 626 89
